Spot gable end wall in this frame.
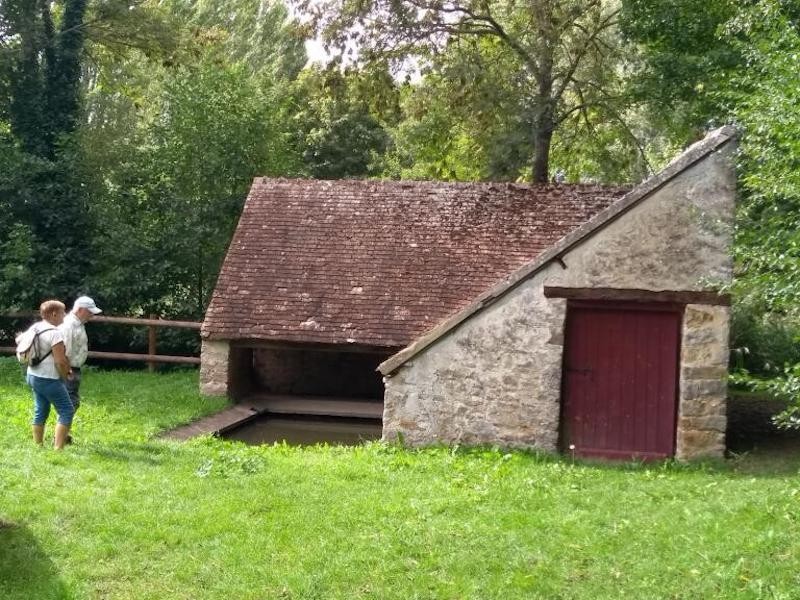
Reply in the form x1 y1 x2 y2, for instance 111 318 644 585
382 143 735 458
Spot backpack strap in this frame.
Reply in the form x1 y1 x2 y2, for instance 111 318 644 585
30 327 57 366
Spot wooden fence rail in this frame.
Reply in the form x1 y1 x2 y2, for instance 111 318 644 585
0 312 202 368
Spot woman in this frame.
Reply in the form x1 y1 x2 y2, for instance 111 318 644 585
26 300 74 449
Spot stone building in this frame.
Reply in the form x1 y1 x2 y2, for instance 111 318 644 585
201 126 736 460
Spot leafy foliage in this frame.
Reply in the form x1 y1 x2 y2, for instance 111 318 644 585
160 0 307 78
720 2 800 422
300 0 629 181
95 59 290 317
291 68 391 179
380 29 648 183
619 0 741 143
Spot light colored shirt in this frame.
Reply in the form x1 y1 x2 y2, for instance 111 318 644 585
26 321 64 380
59 313 89 368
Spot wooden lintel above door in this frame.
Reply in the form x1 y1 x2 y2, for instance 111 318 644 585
544 287 730 306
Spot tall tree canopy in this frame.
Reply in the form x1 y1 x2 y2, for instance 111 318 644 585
290 67 392 179
619 0 741 144
0 0 92 305
299 0 625 182
0 0 307 317
2 0 89 158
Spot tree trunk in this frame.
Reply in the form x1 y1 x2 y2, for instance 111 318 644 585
532 125 553 183
531 99 555 183
7 0 47 157
529 2 556 183
46 0 88 153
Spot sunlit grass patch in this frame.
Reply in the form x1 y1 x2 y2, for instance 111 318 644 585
1 358 799 599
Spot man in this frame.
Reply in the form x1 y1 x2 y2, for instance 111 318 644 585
59 296 102 431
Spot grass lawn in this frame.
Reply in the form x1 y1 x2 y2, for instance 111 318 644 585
1 358 800 599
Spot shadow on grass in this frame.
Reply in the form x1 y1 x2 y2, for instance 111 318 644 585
726 435 800 477
0 520 69 600
76 440 177 466
440 438 800 479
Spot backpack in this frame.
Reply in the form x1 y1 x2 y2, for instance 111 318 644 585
15 325 55 367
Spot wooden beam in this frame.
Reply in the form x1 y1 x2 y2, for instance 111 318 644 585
542 287 731 306
232 339 398 355
87 351 200 365
0 347 200 365
246 394 384 420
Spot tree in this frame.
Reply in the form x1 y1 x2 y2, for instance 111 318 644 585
88 57 294 318
0 124 43 307
727 2 800 324
0 0 95 305
380 76 487 180
619 0 741 145
291 68 391 179
380 32 646 183
299 0 624 182
160 0 307 79
1 0 89 158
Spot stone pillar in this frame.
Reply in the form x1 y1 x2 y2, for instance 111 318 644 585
675 304 730 460
200 339 231 396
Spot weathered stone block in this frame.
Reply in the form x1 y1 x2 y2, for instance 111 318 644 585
679 414 727 433
683 306 719 328
676 430 726 460
679 396 726 417
681 365 729 380
681 343 729 367
200 340 230 396
681 378 728 400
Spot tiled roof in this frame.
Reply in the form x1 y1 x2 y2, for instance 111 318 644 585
379 126 739 373
202 179 629 347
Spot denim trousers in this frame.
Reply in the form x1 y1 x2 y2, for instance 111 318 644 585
27 374 74 426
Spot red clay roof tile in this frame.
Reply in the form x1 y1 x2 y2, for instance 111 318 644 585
202 179 629 347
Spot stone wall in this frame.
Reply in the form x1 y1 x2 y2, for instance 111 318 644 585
383 268 566 450
547 145 735 291
675 304 729 459
200 340 230 396
383 142 736 459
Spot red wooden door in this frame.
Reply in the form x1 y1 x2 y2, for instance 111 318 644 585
561 302 682 460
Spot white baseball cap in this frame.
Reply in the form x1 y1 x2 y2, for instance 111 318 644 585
74 296 103 315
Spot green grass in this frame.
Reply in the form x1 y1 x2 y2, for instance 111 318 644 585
1 358 800 599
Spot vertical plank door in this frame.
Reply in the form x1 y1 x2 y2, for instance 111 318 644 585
562 302 682 460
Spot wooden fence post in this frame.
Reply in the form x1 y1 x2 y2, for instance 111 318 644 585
148 314 157 372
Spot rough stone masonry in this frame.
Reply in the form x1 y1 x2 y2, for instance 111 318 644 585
381 129 736 460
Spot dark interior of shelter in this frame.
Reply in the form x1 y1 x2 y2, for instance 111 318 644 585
221 344 393 445
251 347 387 399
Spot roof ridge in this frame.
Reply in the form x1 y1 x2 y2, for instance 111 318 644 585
252 177 630 191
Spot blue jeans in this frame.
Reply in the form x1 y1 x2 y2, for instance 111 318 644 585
27 374 74 426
